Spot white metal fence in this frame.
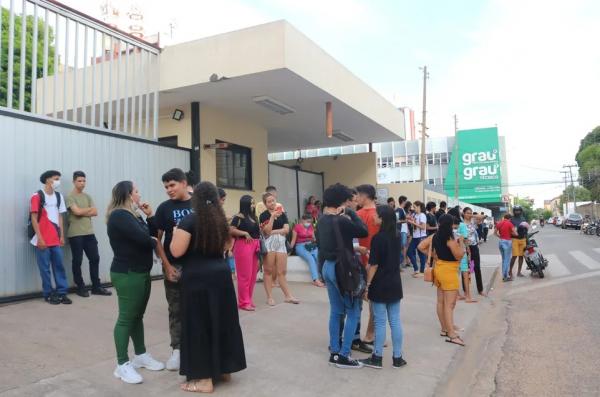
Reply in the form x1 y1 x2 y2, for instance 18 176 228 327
0 112 189 299
0 0 160 139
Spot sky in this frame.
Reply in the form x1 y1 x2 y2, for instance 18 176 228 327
66 0 600 207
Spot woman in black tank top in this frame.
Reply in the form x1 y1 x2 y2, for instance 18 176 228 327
418 214 465 347
432 234 456 262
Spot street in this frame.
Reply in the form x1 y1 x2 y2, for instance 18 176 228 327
438 225 600 396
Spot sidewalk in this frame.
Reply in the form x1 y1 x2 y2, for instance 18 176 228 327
0 258 498 397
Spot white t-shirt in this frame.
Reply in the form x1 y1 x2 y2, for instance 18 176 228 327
30 191 67 246
412 212 427 238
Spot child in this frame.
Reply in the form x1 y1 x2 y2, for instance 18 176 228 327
360 205 407 369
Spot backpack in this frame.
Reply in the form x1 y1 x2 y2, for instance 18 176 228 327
27 190 62 239
332 216 366 298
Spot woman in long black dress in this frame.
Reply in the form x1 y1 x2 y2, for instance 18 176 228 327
170 181 246 393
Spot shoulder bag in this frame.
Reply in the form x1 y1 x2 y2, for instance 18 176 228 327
424 234 435 283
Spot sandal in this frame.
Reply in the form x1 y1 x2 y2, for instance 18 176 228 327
267 298 276 306
284 297 300 304
181 380 214 393
445 335 465 347
440 331 448 337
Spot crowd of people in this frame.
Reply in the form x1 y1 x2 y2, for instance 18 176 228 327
29 167 509 389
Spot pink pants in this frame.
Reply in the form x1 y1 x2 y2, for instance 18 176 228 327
233 239 260 308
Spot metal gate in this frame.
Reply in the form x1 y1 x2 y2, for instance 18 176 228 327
268 163 324 222
0 111 189 300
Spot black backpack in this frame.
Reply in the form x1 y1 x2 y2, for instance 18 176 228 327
332 216 366 298
27 190 62 239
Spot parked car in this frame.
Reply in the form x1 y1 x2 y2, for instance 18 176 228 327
547 217 555 225
555 217 564 227
563 213 583 230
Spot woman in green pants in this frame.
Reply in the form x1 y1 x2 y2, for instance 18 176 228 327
107 181 168 384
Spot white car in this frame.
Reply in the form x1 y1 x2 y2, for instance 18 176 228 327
555 217 564 227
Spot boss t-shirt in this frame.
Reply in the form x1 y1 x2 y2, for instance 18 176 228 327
155 198 193 263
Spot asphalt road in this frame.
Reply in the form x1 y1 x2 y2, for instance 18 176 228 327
439 224 600 397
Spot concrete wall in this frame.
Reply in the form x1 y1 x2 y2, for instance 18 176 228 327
158 104 269 216
157 103 192 149
200 106 269 216
277 152 377 189
378 182 424 203
576 203 600 218
377 182 449 205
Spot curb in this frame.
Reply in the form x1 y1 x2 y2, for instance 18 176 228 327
485 265 501 295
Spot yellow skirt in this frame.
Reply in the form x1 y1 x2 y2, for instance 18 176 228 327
433 260 460 291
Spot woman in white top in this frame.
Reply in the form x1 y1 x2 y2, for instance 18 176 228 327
407 200 428 277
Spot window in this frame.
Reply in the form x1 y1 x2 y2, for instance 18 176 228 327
441 152 449 164
216 141 252 190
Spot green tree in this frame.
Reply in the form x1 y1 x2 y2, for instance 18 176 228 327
1 7 56 111
533 208 553 220
559 185 591 206
514 198 534 222
576 126 600 201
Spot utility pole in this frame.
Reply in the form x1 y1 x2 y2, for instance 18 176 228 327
453 114 459 201
564 164 579 212
560 170 570 215
419 66 429 183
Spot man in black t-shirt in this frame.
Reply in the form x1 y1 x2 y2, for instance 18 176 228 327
155 168 193 372
425 201 438 236
435 201 447 221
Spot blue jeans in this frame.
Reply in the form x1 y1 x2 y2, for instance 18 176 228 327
399 232 408 263
499 240 512 278
323 260 361 357
373 300 403 358
35 246 69 297
408 236 426 272
227 256 235 273
295 243 320 281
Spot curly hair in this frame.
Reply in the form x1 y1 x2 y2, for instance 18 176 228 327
191 181 229 257
323 183 353 208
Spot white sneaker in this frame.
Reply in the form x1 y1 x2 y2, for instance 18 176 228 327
132 352 165 371
113 362 143 384
166 349 180 371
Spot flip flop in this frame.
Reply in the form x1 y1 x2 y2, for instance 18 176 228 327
285 298 300 304
445 336 465 347
267 298 276 306
465 299 478 303
440 331 448 337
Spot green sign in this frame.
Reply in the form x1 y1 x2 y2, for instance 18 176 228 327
444 127 502 203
